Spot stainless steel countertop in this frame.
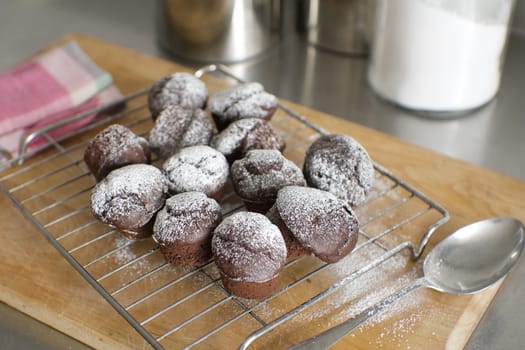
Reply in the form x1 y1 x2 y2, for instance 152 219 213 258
1 1 524 349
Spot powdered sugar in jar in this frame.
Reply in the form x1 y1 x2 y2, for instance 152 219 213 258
368 0 516 115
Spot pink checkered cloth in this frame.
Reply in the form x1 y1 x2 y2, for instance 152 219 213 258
0 41 122 160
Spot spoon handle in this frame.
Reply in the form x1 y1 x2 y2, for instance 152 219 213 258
289 278 427 350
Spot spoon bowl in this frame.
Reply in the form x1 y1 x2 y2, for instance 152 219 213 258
424 217 525 295
289 217 525 350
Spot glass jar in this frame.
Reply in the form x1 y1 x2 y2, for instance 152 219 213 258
368 0 516 115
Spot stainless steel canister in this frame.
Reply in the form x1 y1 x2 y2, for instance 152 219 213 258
157 0 281 63
299 0 374 55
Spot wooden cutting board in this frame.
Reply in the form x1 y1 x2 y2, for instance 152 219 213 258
1 33 525 350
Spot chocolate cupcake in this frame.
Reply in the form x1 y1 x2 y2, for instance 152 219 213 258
267 186 359 263
153 192 222 267
162 145 229 200
303 134 374 207
231 149 306 213
149 105 214 159
210 118 285 163
208 82 278 130
84 124 151 182
148 72 208 119
212 212 287 299
90 164 167 239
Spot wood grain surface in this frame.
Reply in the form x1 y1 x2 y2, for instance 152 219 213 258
1 33 524 350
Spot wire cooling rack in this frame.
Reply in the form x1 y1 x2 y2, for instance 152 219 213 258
0 65 449 349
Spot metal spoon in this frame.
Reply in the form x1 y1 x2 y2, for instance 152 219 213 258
290 217 525 350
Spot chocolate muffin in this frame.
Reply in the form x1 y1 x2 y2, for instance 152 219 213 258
303 134 374 207
267 186 359 263
84 124 151 182
210 118 285 163
266 204 308 260
148 72 208 119
212 212 287 299
90 164 167 239
208 82 278 130
149 105 214 159
231 149 306 213
153 192 222 267
162 145 229 200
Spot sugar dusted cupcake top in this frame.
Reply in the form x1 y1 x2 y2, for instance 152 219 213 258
148 72 208 118
84 124 151 182
303 134 374 207
212 211 286 283
273 186 359 263
90 164 167 236
162 145 229 200
208 82 278 130
231 149 305 204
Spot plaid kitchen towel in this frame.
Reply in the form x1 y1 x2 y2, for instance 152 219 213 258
0 40 122 159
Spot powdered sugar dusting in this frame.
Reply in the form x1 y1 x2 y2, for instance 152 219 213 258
209 82 263 113
340 261 429 348
276 186 358 262
210 118 284 162
287 245 429 348
208 82 278 123
87 125 149 163
103 235 167 291
304 134 375 207
153 192 222 244
84 124 150 180
179 109 213 147
210 118 263 157
231 150 306 201
162 145 229 196
149 106 213 159
224 91 277 119
242 121 285 153
212 212 287 282
113 235 149 271
90 164 167 229
148 72 208 116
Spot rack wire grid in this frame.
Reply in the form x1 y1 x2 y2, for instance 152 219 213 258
0 65 449 350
